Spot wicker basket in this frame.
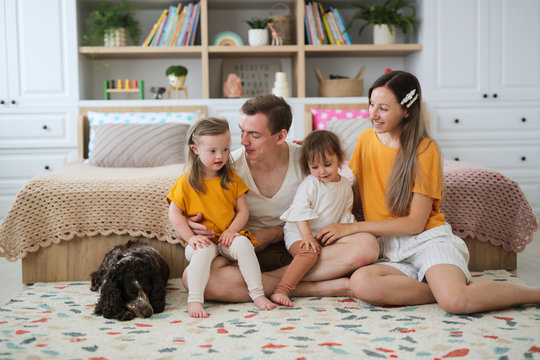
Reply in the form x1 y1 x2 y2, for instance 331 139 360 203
269 3 293 45
315 66 365 97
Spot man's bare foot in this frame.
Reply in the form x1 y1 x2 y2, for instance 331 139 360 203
187 302 209 318
271 292 293 307
294 277 352 297
253 296 276 311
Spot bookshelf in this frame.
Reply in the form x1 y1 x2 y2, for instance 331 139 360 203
77 0 422 100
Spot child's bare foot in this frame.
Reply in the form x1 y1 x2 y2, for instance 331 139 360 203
187 302 209 318
254 296 276 310
271 292 293 307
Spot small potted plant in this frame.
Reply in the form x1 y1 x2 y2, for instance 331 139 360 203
245 17 272 46
83 0 141 46
166 65 188 89
347 0 416 45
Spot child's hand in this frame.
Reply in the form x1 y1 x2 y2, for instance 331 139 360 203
300 234 321 253
219 229 239 247
188 235 212 249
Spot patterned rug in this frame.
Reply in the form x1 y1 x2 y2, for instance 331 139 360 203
0 270 539 360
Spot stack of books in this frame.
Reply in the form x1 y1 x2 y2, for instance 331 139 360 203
142 2 200 46
304 2 352 45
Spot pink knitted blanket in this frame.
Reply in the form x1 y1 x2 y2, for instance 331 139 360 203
441 160 538 253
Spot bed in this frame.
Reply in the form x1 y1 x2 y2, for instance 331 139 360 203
0 103 537 284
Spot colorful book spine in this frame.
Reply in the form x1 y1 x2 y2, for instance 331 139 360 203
177 3 192 46
304 4 312 44
332 7 352 45
186 3 200 46
306 3 319 45
168 4 184 46
312 2 326 45
327 11 343 45
151 10 168 46
159 6 176 46
142 9 167 46
181 3 195 46
322 13 335 45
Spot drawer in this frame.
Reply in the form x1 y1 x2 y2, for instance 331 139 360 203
432 107 540 140
0 149 77 180
519 182 540 209
0 109 77 148
440 144 540 171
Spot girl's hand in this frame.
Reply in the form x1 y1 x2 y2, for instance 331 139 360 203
316 223 351 246
219 229 239 247
300 234 321 253
188 235 212 249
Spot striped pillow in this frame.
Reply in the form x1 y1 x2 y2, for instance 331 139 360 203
326 117 372 161
89 123 189 167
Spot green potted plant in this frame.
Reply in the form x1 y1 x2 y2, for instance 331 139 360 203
83 0 141 46
245 17 272 46
166 65 188 88
348 0 416 45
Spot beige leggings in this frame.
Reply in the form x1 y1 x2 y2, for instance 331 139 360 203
184 236 264 304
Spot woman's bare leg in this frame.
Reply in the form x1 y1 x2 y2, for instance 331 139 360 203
425 264 540 314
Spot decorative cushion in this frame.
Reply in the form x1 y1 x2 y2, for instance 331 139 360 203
87 110 200 155
326 117 372 161
89 123 189 167
311 108 369 130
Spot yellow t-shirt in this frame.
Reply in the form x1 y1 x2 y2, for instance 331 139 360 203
167 171 257 245
349 128 445 232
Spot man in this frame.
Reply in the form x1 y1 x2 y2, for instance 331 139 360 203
184 94 377 302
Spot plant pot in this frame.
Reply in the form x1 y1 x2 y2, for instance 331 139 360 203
104 27 127 47
373 24 395 45
248 29 268 46
167 75 186 89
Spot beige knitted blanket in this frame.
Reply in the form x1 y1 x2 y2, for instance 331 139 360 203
0 163 184 261
0 160 537 262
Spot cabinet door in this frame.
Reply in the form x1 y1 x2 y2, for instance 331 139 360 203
489 0 540 100
4 0 78 107
0 1 8 108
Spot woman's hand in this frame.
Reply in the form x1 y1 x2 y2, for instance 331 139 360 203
188 234 212 249
188 212 215 238
219 229 238 247
300 234 321 253
316 223 354 246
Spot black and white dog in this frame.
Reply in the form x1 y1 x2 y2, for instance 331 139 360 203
90 240 170 321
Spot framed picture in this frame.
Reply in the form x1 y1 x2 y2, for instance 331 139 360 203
222 59 282 97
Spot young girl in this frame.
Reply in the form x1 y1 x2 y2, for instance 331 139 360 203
317 70 540 314
167 117 275 318
272 130 379 307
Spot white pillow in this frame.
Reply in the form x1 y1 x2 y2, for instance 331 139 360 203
87 110 200 155
326 117 372 161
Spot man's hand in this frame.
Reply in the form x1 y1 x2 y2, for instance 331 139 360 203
188 212 215 238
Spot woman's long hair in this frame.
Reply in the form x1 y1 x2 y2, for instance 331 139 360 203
368 71 436 217
186 117 233 193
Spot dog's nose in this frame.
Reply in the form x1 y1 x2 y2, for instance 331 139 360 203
141 307 153 318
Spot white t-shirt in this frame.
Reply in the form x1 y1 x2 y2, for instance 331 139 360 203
280 174 355 249
232 142 304 230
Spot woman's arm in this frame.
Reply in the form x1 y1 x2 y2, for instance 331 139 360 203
317 192 433 245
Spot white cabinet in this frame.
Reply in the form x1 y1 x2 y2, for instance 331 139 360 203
419 0 540 102
0 0 79 221
0 0 78 108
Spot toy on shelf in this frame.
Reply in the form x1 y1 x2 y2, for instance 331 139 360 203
104 79 144 100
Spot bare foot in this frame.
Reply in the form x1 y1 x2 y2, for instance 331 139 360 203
270 292 293 307
253 295 276 311
294 277 352 297
187 302 209 318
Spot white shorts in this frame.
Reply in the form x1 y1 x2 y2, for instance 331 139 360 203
377 223 471 282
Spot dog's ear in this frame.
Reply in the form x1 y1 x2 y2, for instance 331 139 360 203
95 264 129 320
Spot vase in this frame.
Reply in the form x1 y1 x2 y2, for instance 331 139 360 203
167 75 186 89
373 24 395 45
248 29 268 46
104 27 127 47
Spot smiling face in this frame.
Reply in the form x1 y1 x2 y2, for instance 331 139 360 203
369 86 409 145
190 131 231 178
308 152 340 183
239 112 285 161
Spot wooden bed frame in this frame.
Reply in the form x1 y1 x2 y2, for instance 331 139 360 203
21 105 206 284
20 103 517 284
304 103 517 272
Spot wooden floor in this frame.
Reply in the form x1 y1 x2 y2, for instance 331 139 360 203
1 232 539 305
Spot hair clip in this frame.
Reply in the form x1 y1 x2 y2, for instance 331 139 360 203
400 89 416 105
405 94 418 108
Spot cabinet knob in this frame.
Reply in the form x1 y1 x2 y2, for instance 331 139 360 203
42 125 48 130
521 117 527 123
454 157 460 161
483 94 488 98
493 93 498 98
0 100 4 105
44 165 50 170
454 118 460 124
10 99 15 105
521 156 527 162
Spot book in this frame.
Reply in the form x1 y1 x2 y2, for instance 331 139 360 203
177 3 192 46
142 9 168 46
159 5 176 46
312 2 326 45
186 3 200 46
151 10 168 46
169 5 185 46
304 4 312 45
305 3 319 45
332 7 353 45
322 13 335 45
181 3 195 46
